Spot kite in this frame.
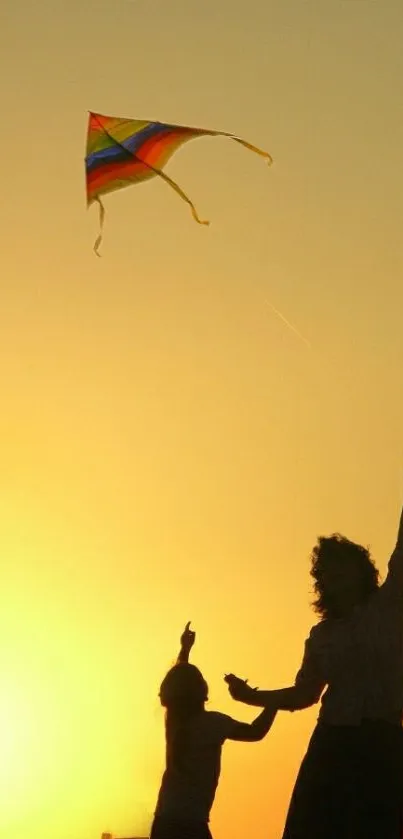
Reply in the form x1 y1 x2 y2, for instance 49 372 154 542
85 112 272 255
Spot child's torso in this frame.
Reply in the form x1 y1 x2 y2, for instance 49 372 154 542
155 711 231 822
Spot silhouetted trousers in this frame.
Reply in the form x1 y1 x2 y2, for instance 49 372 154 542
282 719 403 839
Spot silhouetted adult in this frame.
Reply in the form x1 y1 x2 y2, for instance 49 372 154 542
226 503 403 838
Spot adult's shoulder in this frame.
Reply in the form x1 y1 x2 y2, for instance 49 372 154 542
307 620 332 644
309 619 328 636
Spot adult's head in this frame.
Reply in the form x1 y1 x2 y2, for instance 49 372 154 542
310 534 380 619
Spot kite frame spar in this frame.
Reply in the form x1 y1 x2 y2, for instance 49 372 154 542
85 111 273 255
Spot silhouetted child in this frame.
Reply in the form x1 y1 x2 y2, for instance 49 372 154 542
150 622 276 839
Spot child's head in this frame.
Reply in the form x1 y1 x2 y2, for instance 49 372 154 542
159 663 208 771
159 662 208 713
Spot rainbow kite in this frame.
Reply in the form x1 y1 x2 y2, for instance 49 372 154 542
85 112 272 255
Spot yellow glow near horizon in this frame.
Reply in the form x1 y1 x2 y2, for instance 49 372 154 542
0 682 33 793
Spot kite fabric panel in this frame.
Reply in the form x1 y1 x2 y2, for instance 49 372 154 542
85 111 273 255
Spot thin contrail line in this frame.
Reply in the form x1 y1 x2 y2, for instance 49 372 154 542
263 298 311 348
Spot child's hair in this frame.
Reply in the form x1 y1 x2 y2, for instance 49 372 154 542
159 663 208 771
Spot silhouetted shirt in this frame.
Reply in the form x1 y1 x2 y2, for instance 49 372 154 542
295 539 403 725
155 710 240 822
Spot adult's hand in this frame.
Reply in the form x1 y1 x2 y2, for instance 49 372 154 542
224 673 258 703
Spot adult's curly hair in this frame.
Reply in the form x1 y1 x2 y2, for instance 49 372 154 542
310 534 380 619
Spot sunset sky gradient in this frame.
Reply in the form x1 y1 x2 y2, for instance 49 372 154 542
2 1 403 838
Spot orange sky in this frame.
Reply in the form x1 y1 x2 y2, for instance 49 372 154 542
2 1 403 838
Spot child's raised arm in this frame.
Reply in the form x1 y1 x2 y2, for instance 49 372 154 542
177 621 196 663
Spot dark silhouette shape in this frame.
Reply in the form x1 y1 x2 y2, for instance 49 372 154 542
226 503 403 838
101 834 148 839
150 622 277 839
310 533 380 619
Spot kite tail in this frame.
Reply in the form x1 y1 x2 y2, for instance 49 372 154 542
155 167 210 226
93 197 105 256
218 132 273 165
